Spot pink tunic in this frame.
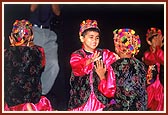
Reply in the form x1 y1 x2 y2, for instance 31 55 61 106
144 46 164 111
4 96 53 111
69 48 117 111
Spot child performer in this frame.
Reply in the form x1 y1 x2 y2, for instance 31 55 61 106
143 27 164 111
68 19 119 111
4 19 53 111
104 28 147 111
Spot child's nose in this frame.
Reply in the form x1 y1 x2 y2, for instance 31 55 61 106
93 38 98 41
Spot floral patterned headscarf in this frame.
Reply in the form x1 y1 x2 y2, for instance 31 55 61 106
113 28 141 56
10 19 33 46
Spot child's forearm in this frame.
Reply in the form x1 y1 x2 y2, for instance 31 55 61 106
30 4 39 12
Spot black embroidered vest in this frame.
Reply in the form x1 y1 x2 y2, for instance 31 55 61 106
4 46 44 107
68 48 110 109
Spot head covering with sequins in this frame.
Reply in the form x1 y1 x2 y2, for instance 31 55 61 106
113 28 141 56
11 19 33 46
79 19 99 37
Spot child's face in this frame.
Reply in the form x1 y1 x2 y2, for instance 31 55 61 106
150 34 163 48
81 31 100 52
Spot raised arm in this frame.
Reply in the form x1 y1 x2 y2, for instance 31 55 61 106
30 4 39 12
51 4 61 16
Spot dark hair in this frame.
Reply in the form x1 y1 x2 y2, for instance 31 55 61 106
81 28 100 37
148 34 158 42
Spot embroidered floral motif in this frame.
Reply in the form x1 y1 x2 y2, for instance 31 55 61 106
4 46 44 107
103 58 147 111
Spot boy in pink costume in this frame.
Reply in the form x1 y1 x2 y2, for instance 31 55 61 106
143 27 164 111
68 19 119 111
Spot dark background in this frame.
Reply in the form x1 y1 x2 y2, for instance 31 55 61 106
3 3 164 110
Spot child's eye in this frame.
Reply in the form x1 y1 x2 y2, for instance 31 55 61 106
89 36 94 39
89 36 99 40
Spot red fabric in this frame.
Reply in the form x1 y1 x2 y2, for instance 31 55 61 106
144 46 164 111
4 96 53 111
98 65 116 98
98 49 117 98
147 77 164 111
38 47 46 68
69 92 105 111
144 46 164 65
70 53 92 76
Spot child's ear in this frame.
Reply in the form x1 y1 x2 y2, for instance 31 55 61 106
147 40 152 45
80 36 84 42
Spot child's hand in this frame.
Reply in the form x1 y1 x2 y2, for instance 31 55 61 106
92 51 102 62
9 35 16 46
86 51 102 65
151 34 164 52
114 53 120 60
94 59 106 80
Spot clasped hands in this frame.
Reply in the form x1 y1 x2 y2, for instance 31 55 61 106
89 51 106 80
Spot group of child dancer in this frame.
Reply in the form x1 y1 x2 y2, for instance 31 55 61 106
4 19 164 111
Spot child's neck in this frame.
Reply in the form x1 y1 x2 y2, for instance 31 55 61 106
83 48 94 53
119 53 132 58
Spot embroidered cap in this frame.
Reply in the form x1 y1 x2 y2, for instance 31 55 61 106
146 27 162 42
79 19 99 37
11 19 33 46
113 28 141 56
